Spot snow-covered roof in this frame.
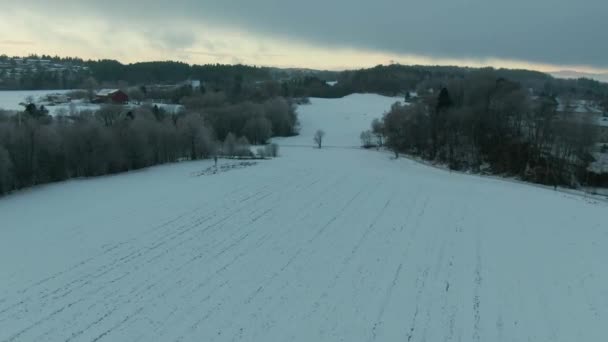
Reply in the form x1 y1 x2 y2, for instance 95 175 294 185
96 89 120 97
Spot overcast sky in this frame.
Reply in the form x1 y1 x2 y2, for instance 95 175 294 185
1 0 606 73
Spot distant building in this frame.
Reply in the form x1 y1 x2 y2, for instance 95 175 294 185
94 89 129 104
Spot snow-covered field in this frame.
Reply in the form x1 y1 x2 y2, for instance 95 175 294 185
0 90 73 111
1 94 607 342
279 94 402 147
0 90 183 115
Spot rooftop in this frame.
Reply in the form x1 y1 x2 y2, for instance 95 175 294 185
96 89 121 96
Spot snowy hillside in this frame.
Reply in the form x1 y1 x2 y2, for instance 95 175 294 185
279 94 403 147
0 94 607 342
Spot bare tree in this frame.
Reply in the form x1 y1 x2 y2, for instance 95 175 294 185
314 129 325 148
360 130 373 148
371 118 384 146
0 145 12 194
243 117 273 144
235 136 252 158
97 105 123 127
265 143 279 157
223 132 237 157
256 147 268 159
178 113 215 160
82 77 99 102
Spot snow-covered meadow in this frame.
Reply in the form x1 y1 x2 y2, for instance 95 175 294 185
278 94 403 147
0 94 607 342
0 90 73 111
0 90 183 115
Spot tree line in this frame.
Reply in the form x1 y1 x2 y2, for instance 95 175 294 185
0 92 296 196
0 56 282 91
363 70 604 188
86 60 273 87
3 55 607 108
287 64 608 105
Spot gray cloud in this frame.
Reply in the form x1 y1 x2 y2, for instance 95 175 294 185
157 30 196 50
143 29 196 51
7 0 608 69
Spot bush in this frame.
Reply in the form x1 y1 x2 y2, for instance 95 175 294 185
223 133 237 156
256 147 267 159
360 130 374 148
243 117 273 144
234 137 252 158
266 143 279 157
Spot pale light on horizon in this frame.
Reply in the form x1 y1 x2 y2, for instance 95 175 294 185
1 6 607 77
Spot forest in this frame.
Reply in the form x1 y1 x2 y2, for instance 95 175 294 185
362 69 606 188
0 91 295 196
3 55 607 107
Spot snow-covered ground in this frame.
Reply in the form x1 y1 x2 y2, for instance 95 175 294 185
0 90 183 115
1 94 607 342
0 90 73 111
279 94 402 147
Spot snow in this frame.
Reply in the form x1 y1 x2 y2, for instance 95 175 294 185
96 89 121 96
153 103 183 114
556 98 603 114
0 90 72 111
277 94 402 147
0 90 184 115
1 94 607 342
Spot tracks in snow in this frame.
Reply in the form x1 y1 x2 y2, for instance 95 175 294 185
1 145 606 342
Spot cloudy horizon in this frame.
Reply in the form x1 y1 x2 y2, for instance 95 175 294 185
1 0 607 75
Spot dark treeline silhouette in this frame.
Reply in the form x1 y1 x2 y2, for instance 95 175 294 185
365 70 603 188
3 56 607 105
286 65 608 103
0 91 296 196
0 55 281 91
0 54 88 90
88 60 273 87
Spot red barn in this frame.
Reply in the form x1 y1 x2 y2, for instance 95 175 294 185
94 89 129 104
